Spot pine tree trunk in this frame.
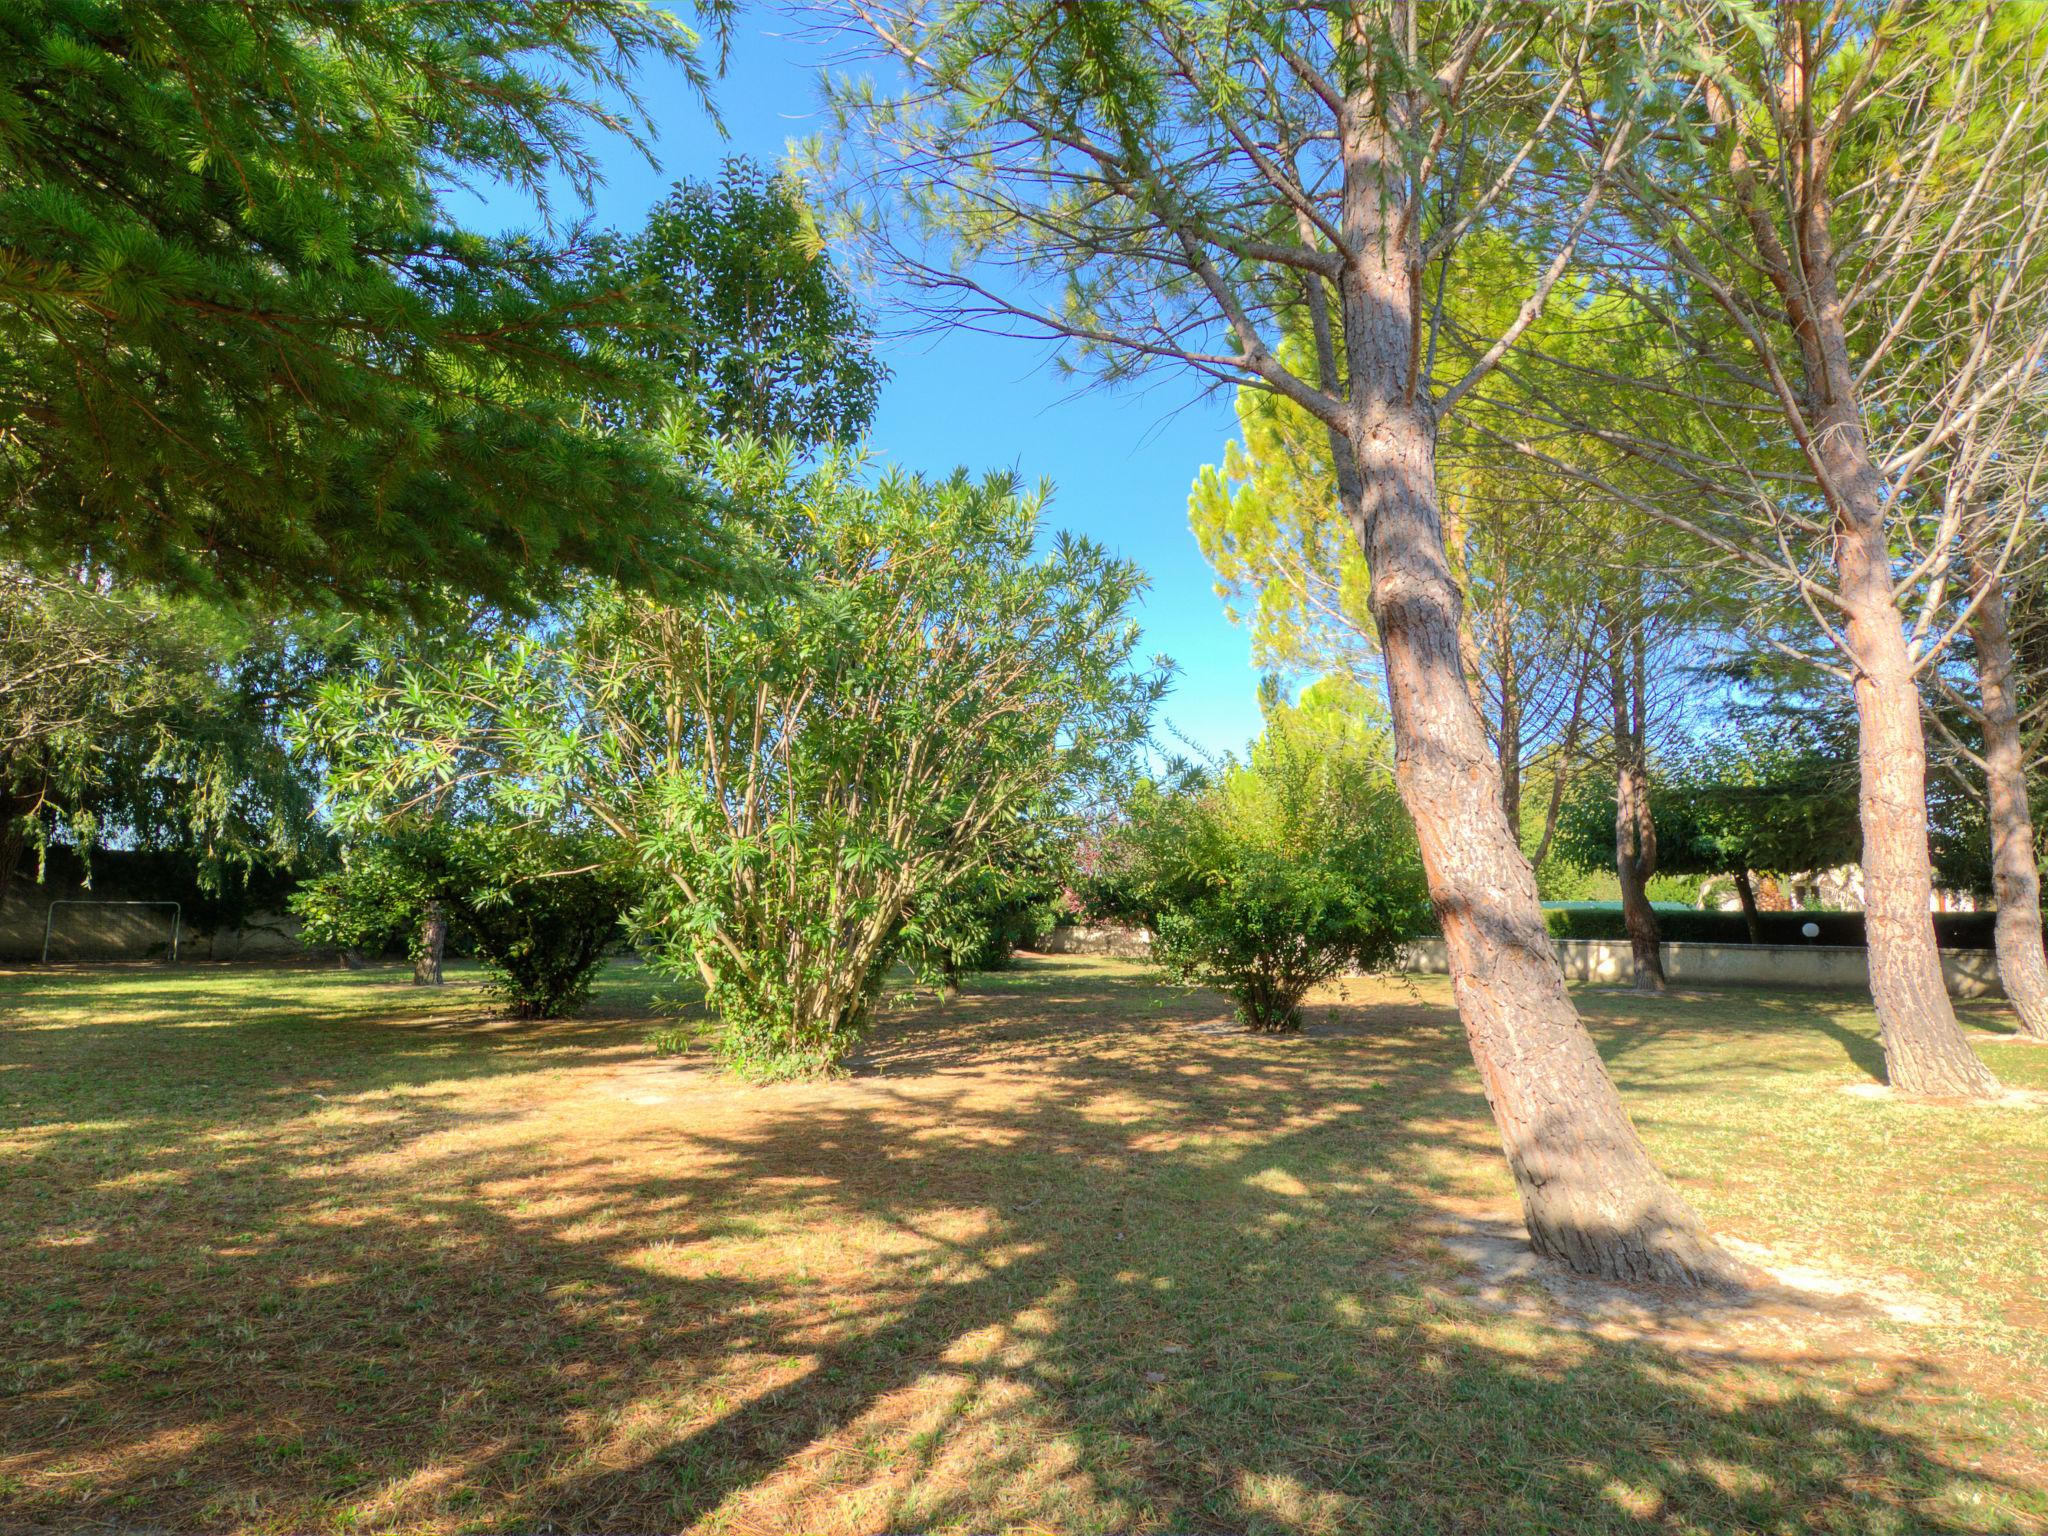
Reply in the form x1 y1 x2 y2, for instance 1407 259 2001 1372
1733 870 1764 944
1834 521 1999 1095
1310 28 1745 1288
413 902 446 986
1964 551 2048 1041
1733 115 1999 1099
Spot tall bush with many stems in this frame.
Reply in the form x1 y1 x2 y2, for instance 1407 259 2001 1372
818 1 1755 1286
307 441 1161 1078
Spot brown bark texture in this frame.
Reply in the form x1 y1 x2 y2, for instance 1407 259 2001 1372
1964 553 2048 1040
1726 70 1998 1098
413 903 447 987
1607 612 1664 992
1732 870 1764 944
1330 124 1745 1285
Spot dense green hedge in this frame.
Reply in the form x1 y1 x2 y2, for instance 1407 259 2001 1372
1534 902 2000 950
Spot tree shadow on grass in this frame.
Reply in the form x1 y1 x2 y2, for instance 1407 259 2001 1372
0 957 2038 1533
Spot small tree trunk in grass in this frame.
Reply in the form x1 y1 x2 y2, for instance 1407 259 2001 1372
1732 871 1764 945
414 902 446 986
1607 608 1664 993
1965 550 2048 1041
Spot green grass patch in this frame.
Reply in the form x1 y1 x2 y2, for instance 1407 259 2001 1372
2 956 2043 1533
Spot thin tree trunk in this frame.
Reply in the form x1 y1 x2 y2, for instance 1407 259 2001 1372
1733 870 1764 945
1327 138 1743 1283
1965 548 2048 1040
1497 634 1523 833
1606 606 1664 992
1531 662 1590 873
413 902 446 986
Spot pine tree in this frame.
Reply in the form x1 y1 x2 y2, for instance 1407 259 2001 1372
0 0 729 611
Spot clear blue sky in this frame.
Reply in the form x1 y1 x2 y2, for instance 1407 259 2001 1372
457 15 1270 760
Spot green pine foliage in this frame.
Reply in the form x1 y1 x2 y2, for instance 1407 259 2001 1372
0 0 728 611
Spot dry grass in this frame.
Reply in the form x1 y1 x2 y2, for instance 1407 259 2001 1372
2 955 2044 1534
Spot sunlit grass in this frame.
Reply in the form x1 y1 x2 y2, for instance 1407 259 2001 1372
2 956 2043 1533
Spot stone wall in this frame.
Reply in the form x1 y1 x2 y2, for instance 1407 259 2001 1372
1031 923 1153 960
1396 937 2003 998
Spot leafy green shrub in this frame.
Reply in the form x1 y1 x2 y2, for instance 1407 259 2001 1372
304 444 1161 1077
899 849 1068 995
1116 715 1432 1031
293 827 637 1017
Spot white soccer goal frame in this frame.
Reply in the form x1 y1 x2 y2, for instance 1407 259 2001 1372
40 900 182 964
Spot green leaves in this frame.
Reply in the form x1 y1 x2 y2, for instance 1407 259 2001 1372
1111 700 1431 1032
300 440 1164 1075
0 0 727 612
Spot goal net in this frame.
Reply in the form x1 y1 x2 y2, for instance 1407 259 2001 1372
39 901 183 963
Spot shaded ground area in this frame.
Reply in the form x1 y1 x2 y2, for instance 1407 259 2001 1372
2 956 2044 1533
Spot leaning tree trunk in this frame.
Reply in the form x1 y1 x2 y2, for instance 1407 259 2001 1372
1607 609 1664 992
1328 217 1743 1284
1732 870 1764 945
1348 404 1742 1286
1964 548 2048 1040
413 902 447 986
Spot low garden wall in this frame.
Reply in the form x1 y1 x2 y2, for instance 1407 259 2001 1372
0 893 312 963
1033 923 1153 959
1397 937 2003 998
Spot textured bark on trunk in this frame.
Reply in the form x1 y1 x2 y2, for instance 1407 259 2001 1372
1732 870 1764 945
1607 611 1664 992
1964 552 2048 1040
1497 639 1523 832
1351 406 1739 1285
1325 181 1741 1283
1530 665 1589 873
1724 78 1999 1098
414 903 446 986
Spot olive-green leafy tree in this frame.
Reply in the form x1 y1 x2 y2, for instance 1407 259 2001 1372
303 440 1163 1078
1113 698 1431 1032
0 0 730 611
293 826 637 1018
1557 726 1863 945
817 3 1755 1286
897 836 1069 1001
595 158 888 446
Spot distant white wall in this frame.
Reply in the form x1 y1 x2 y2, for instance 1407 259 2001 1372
1034 923 1153 959
1397 937 2003 998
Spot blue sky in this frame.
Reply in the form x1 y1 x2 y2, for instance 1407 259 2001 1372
457 15 1270 760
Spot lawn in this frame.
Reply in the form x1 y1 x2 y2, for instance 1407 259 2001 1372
2 956 2045 1535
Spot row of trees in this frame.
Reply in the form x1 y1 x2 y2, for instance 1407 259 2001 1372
811 0 2048 1287
11 1 2047 1297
